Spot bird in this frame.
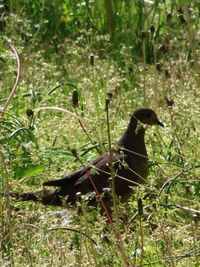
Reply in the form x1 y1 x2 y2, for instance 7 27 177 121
12 108 164 207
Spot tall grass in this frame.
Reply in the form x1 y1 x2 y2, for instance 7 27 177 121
1 1 200 266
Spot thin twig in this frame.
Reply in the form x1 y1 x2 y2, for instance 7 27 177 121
0 41 21 118
33 106 89 126
175 205 200 214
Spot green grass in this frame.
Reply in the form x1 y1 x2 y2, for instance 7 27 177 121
1 2 200 266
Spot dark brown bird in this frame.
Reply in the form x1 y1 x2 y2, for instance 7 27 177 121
13 108 164 206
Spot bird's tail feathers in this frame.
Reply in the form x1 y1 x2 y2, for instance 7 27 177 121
2 190 63 206
43 178 70 187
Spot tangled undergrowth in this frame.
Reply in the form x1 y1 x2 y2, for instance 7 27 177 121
1 2 200 266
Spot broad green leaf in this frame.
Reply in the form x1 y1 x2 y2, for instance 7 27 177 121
14 164 44 178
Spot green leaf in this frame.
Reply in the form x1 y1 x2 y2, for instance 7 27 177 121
14 164 44 178
48 82 78 95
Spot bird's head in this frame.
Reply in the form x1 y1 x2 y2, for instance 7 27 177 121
133 108 164 127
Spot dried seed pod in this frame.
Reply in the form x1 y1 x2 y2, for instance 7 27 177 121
156 63 162 72
178 14 186 24
150 24 155 34
107 92 113 100
128 66 133 73
26 109 34 117
164 69 171 79
167 13 173 22
105 97 111 109
165 96 174 106
72 90 79 107
71 148 78 158
138 198 143 216
89 54 94 66
141 31 146 39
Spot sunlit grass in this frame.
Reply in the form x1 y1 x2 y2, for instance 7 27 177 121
1 3 200 266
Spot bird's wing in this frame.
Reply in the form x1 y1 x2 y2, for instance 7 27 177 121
72 150 145 197
74 152 126 188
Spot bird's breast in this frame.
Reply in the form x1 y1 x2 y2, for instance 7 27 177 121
128 154 148 183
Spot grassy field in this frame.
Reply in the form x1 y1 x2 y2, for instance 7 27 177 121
1 1 200 266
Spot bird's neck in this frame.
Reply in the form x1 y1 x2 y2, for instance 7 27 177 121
117 116 147 156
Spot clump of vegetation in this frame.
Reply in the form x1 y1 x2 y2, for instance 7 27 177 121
0 1 200 266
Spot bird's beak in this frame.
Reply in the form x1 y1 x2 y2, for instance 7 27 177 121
156 119 164 127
